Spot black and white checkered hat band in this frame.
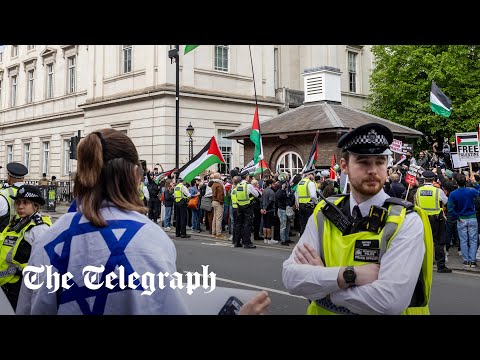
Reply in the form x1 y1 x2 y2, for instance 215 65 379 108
8 172 24 179
343 133 389 151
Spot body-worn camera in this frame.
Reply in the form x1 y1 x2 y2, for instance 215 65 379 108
365 205 388 233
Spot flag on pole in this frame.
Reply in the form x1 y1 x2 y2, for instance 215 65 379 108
178 136 225 183
184 45 199 55
301 131 319 174
330 154 337 180
241 158 269 176
430 81 452 118
250 105 264 164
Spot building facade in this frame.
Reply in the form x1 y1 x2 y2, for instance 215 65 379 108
0 45 373 181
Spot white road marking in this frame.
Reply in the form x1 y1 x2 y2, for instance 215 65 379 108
182 270 305 299
200 242 231 247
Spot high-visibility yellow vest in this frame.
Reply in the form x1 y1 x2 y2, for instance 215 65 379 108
235 181 253 206
231 186 238 209
306 196 433 315
0 186 19 232
297 178 313 204
174 184 187 203
415 185 442 215
138 183 145 201
0 215 52 286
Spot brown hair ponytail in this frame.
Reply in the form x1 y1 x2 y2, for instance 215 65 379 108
73 129 147 227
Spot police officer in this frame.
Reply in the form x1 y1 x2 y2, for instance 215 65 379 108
174 177 191 238
235 170 260 248
416 170 451 273
283 123 434 315
295 169 318 236
0 184 52 310
230 175 241 246
0 162 28 233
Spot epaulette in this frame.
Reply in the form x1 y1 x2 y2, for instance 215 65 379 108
383 197 414 211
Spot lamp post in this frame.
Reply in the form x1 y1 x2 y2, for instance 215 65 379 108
186 122 195 161
168 45 180 179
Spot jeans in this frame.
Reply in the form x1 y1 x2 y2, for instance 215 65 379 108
457 218 478 262
164 206 173 228
277 208 290 242
191 208 200 230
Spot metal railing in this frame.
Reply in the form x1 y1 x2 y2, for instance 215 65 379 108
24 180 73 203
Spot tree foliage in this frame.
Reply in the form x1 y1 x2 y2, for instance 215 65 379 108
366 45 480 151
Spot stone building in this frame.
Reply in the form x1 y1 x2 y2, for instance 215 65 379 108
226 67 423 174
0 45 374 182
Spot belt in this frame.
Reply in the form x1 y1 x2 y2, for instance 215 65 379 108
314 297 357 315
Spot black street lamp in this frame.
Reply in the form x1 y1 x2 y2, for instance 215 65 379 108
186 122 195 160
168 45 180 179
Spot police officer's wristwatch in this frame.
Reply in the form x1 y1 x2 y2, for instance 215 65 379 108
343 266 357 287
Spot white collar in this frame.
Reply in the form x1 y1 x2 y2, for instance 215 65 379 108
349 189 389 218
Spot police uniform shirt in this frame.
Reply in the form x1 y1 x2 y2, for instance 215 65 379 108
178 184 191 199
246 183 260 198
422 181 448 205
294 179 317 206
0 181 25 217
282 188 426 315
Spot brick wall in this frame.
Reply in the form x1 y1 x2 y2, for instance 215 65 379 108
243 132 343 171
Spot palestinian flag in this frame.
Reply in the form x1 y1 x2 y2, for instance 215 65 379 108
178 136 225 183
430 81 452 118
241 159 269 176
456 133 478 147
250 105 264 164
184 45 199 55
301 131 319 174
330 154 337 180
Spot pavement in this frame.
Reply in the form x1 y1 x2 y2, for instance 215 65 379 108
47 202 480 274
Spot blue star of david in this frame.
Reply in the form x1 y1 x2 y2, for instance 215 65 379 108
43 211 146 315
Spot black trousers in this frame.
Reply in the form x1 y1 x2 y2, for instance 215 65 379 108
253 206 262 239
236 205 254 245
148 198 161 221
2 280 21 311
429 214 447 269
175 201 188 236
299 203 315 236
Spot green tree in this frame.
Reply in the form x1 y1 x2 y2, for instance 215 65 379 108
366 45 480 152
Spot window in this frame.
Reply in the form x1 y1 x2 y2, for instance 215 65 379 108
42 141 50 174
217 129 233 174
11 45 18 57
6 145 13 164
23 143 30 169
214 45 229 71
27 45 35 51
67 56 76 93
27 69 35 103
63 139 71 175
11 75 17 106
122 45 132 73
276 152 304 176
348 51 357 93
46 63 54 99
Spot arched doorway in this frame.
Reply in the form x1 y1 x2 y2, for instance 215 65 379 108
276 151 304 175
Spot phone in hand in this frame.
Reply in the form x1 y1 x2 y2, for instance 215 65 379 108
218 296 243 315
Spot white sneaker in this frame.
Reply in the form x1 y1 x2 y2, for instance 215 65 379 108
228 235 233 241
458 250 462 256
165 226 172 230
445 253 449 263
268 239 279 245
264 239 268 244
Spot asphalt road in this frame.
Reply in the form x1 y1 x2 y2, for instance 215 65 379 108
172 233 480 315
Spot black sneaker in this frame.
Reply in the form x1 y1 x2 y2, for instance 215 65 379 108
233 243 243 248
181 235 191 238
470 262 477 268
463 261 470 266
280 241 290 246
437 267 452 273
243 244 256 249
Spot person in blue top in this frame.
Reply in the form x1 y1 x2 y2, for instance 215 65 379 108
447 173 480 267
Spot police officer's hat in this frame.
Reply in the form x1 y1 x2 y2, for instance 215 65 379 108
10 184 45 206
337 123 393 156
6 162 28 179
240 169 251 178
422 170 436 179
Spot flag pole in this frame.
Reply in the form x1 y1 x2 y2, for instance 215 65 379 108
249 45 263 181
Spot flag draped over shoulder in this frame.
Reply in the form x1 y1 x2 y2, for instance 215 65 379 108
430 81 452 118
178 136 225 183
301 131 319 174
184 45 199 55
250 105 264 164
